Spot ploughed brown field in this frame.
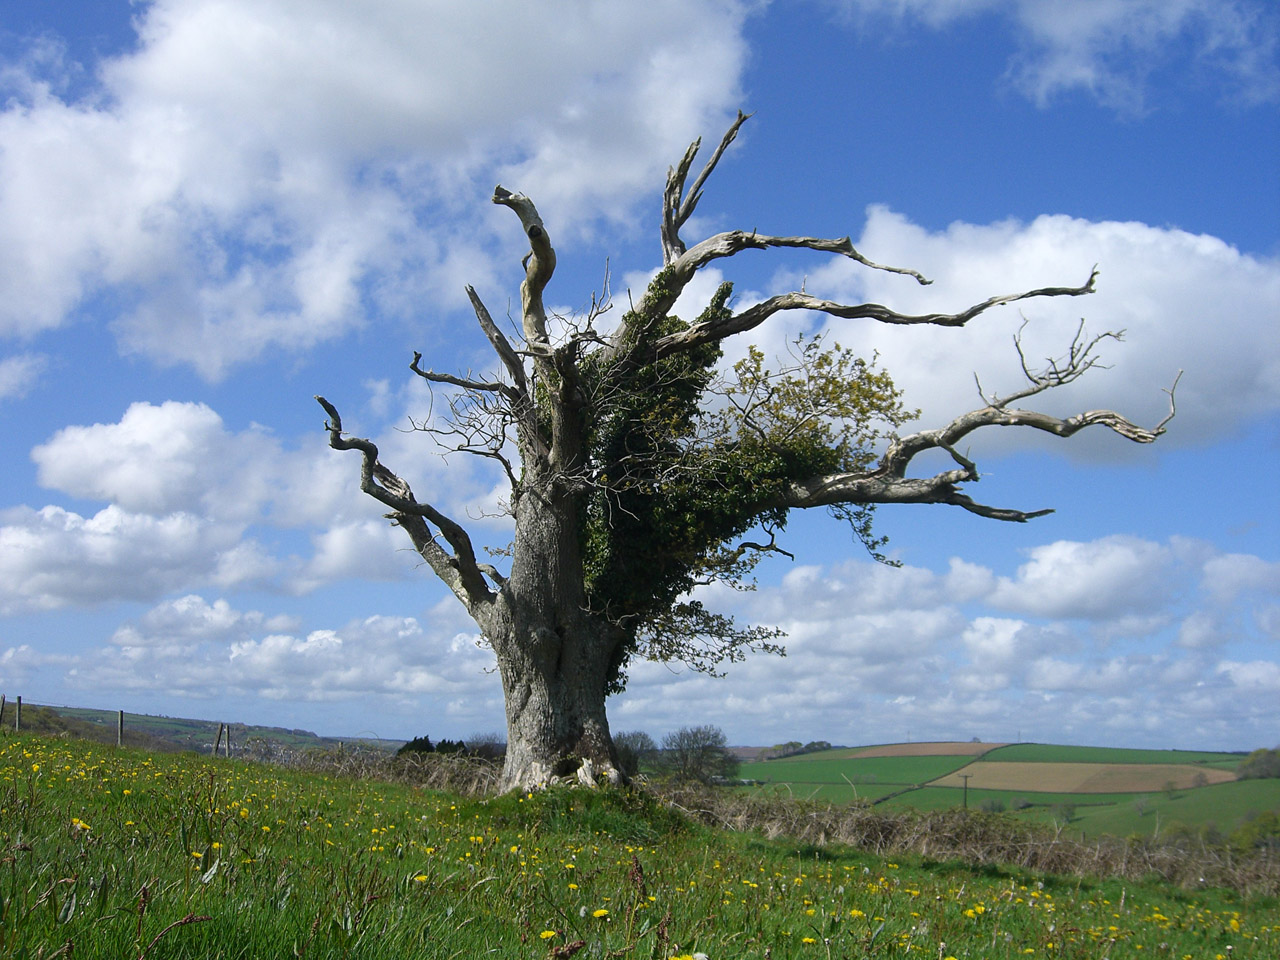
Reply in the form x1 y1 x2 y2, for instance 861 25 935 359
845 741 1006 759
929 761 1237 793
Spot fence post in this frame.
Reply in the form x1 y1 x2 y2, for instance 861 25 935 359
117 710 124 747
213 723 224 757
14 696 20 732
225 724 231 758
0 694 6 728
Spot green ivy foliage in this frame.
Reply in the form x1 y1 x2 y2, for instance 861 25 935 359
562 271 915 691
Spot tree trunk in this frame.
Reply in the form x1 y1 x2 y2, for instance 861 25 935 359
490 487 624 792
494 618 622 792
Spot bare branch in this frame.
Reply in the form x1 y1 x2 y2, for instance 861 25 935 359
762 325 1176 522
653 269 1099 360
677 230 931 286
467 285 529 397
410 353 514 397
662 109 751 264
492 186 555 346
315 395 495 610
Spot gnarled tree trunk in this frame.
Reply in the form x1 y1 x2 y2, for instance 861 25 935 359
486 488 625 791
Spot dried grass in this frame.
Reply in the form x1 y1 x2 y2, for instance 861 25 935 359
655 783 1280 898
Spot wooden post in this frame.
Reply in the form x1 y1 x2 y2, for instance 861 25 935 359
961 773 971 810
225 725 231 758
213 723 224 757
14 696 20 732
117 710 124 747
0 694 6 727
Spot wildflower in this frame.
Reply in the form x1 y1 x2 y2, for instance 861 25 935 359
802 937 817 944
539 931 557 940
593 908 609 918
413 874 428 883
191 851 203 859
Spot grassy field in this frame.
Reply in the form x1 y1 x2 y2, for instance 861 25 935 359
2 731 1277 959
741 754 973 787
983 744 1245 767
736 742 1280 840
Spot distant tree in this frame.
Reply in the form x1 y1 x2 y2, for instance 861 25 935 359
1237 747 1280 780
1229 811 1280 853
318 113 1176 791
397 734 435 756
766 741 804 760
614 730 658 777
435 738 466 755
802 740 832 754
659 725 739 784
467 731 507 761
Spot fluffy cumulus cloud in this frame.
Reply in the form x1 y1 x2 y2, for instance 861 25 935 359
614 533 1280 749
833 0 1279 110
0 504 268 613
4 395 507 611
56 595 503 729
0 0 750 378
751 208 1280 455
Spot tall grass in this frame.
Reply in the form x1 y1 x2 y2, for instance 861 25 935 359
2 732 1276 959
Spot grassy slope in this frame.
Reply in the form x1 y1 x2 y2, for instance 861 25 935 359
3 731 1276 959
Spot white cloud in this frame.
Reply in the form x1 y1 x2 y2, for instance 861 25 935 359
832 0 1279 110
1201 552 1280 602
1216 659 1280 692
72 597 502 725
614 534 1278 747
0 353 47 400
0 504 272 613
0 0 751 377
12 392 514 609
780 208 1280 455
990 536 1177 620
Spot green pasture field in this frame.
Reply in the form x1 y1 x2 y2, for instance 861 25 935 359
3 731 1277 959
984 743 1245 767
739 754 973 787
876 787 1141 815
742 781 907 803
1067 779 1280 838
870 780 1280 840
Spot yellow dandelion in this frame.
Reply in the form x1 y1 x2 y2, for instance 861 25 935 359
592 908 609 918
539 930 557 940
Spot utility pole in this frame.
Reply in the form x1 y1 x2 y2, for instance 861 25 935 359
960 774 971 810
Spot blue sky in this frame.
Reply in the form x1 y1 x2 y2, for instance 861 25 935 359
1 0 1277 750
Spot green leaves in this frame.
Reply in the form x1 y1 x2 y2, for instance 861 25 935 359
576 276 914 689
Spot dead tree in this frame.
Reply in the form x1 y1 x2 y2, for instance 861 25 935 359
318 113 1175 792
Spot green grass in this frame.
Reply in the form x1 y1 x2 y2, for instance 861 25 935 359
3 732 1278 959
984 744 1245 766
1068 779 1280 839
